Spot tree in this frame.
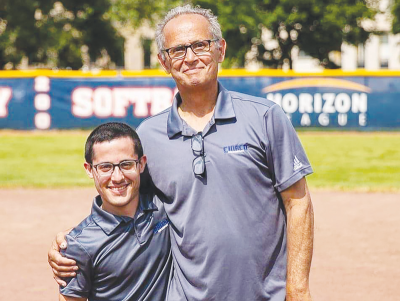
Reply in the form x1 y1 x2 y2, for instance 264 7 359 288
392 0 400 34
107 0 183 29
0 0 124 69
192 0 378 69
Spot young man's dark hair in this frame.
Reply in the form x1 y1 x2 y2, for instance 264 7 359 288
84 122 143 164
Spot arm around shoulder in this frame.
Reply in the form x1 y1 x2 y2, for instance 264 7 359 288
281 177 314 301
58 234 93 299
48 228 78 286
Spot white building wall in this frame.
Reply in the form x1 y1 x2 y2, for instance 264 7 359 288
341 43 358 71
291 47 324 72
124 33 144 70
365 35 381 70
389 34 400 69
119 24 156 70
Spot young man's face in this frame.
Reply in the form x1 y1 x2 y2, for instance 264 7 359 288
158 13 226 91
84 137 146 217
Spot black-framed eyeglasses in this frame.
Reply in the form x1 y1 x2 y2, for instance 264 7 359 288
162 39 219 60
191 133 205 176
91 159 140 177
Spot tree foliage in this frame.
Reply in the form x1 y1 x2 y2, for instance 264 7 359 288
192 0 378 69
0 0 380 70
392 0 400 34
0 0 124 69
108 0 183 29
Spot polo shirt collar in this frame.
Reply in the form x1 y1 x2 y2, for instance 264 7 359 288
136 193 158 214
91 194 158 235
214 83 236 120
167 82 236 138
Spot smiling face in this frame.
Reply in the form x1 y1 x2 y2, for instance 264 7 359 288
84 136 147 217
158 13 226 92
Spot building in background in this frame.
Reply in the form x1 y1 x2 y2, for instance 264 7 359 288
339 0 400 71
120 23 159 70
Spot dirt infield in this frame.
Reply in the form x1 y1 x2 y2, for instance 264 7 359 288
0 188 399 301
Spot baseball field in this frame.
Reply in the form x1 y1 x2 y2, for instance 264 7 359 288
0 130 399 300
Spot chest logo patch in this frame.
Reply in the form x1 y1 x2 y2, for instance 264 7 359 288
223 143 248 154
154 219 169 234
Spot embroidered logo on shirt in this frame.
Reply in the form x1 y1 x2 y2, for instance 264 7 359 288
293 156 303 171
223 143 248 154
154 219 169 234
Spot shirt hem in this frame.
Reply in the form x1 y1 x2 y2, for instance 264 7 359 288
275 166 313 192
59 289 89 299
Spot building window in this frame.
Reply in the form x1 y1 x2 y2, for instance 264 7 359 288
298 50 308 58
357 44 365 68
142 38 152 69
379 34 389 69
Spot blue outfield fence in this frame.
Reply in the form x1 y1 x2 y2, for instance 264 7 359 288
0 69 399 130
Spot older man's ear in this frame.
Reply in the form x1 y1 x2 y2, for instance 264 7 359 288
217 39 227 63
158 53 171 74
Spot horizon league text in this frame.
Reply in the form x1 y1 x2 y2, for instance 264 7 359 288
267 92 368 127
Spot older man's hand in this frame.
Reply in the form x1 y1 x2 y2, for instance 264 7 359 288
47 229 77 287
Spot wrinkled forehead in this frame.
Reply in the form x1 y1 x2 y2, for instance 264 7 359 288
163 14 213 47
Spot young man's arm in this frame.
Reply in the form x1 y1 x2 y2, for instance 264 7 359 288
59 294 86 301
281 177 314 301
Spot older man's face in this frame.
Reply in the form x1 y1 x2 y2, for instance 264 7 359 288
158 14 226 91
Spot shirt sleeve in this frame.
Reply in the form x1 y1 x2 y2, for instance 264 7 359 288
59 235 93 298
264 104 313 192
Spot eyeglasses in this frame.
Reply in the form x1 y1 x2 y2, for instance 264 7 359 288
162 39 219 60
191 133 205 176
92 159 140 177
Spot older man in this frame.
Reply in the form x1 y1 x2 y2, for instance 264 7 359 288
50 5 314 301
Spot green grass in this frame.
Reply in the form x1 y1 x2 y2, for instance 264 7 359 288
300 132 400 192
1 131 399 191
0 131 91 188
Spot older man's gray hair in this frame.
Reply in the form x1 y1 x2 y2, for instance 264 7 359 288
155 4 223 59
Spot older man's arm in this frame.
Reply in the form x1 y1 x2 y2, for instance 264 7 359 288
48 229 78 286
281 177 314 301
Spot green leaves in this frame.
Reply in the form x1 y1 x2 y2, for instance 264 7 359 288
392 0 400 34
193 0 377 69
0 0 124 69
109 0 183 28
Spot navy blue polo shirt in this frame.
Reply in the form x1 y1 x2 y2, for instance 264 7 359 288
59 194 172 301
137 83 313 301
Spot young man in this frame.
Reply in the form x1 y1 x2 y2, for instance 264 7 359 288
59 122 171 301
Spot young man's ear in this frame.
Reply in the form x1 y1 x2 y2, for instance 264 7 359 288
139 155 147 174
157 53 171 74
84 162 94 179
